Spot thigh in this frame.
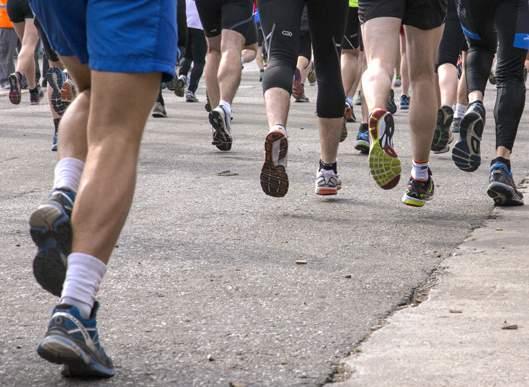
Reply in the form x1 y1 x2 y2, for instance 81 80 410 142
195 0 222 37
343 7 361 49
406 24 444 75
404 0 447 30
456 0 496 51
513 0 529 50
437 0 465 66
86 0 177 81
222 0 253 37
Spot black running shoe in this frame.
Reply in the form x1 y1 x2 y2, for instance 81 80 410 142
30 86 42 105
174 75 186 97
401 169 435 207
47 67 66 115
452 101 485 172
386 89 397 114
8 72 22 104
209 106 232 151
487 162 524 206
451 117 462 134
432 105 454 153
37 303 114 378
29 189 75 296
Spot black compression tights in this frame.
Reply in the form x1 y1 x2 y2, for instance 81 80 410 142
260 0 347 119
457 0 527 151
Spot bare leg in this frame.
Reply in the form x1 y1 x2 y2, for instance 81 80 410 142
204 36 221 108
400 33 410 96
217 29 244 104
438 63 458 107
13 20 39 89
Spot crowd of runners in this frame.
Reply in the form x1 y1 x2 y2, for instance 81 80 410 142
0 0 528 379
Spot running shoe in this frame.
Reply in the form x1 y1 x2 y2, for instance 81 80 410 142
432 105 454 153
51 132 58 152
487 161 524 206
8 71 22 105
393 75 401 88
402 169 435 207
452 101 485 172
344 100 356 123
29 188 75 297
295 94 309 103
354 123 369 154
400 94 410 111
152 102 167 118
259 69 264 82
209 106 232 151
174 75 187 97
185 90 199 103
340 120 348 142
386 89 397 114
368 109 401 190
166 76 177 91
30 86 43 105
61 75 76 106
292 69 303 100
315 163 342 196
260 129 288 197
307 62 316 86
47 67 66 115
451 117 462 134
353 90 362 106
37 303 114 378
205 92 212 112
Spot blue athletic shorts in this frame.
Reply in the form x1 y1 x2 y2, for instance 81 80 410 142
29 0 178 80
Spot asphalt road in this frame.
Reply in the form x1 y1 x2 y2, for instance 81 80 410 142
1 70 528 386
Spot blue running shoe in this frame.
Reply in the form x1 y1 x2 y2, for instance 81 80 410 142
487 161 524 206
37 303 114 378
29 189 75 297
400 95 410 111
354 123 369 154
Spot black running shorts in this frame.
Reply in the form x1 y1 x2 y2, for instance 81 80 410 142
243 20 258 46
437 0 467 67
7 0 32 23
359 0 447 30
195 0 253 38
343 7 363 50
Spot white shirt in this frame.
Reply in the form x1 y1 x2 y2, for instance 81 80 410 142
186 0 203 30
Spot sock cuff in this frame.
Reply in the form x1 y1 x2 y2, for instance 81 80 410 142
68 252 107 277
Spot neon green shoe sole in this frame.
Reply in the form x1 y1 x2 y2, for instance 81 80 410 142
368 139 401 190
401 194 426 207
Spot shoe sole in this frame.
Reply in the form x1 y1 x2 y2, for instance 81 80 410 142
260 131 289 198
38 335 114 378
152 111 167 118
368 113 401 190
355 139 369 154
29 204 70 297
315 184 341 196
174 79 186 97
401 194 426 207
433 132 454 154
60 81 75 104
8 74 21 105
432 108 453 152
452 111 483 172
487 182 524 206
46 69 65 115
209 110 232 151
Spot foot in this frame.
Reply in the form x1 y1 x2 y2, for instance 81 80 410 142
432 105 454 153
152 102 167 118
29 188 75 296
315 162 342 196
307 63 316 86
185 90 198 103
399 94 410 111
60 74 76 108
30 86 43 105
386 89 397 114
340 120 348 143
393 75 402 88
47 67 66 115
344 100 356 123
209 106 233 151
354 123 369 154
204 92 212 113
452 101 485 172
402 169 435 207
8 72 22 105
51 132 58 152
174 75 187 97
487 161 524 206
368 109 401 190
260 128 289 197
450 116 462 134
37 303 114 378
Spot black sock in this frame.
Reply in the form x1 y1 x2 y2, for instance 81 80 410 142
319 160 337 173
492 157 511 171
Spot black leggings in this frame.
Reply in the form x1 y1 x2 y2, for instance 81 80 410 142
260 0 347 119
457 0 528 151
178 28 207 93
298 30 312 61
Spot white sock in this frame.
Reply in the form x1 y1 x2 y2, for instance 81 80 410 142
60 252 107 319
53 157 84 192
270 124 287 135
219 100 232 116
411 161 429 181
454 103 467 119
